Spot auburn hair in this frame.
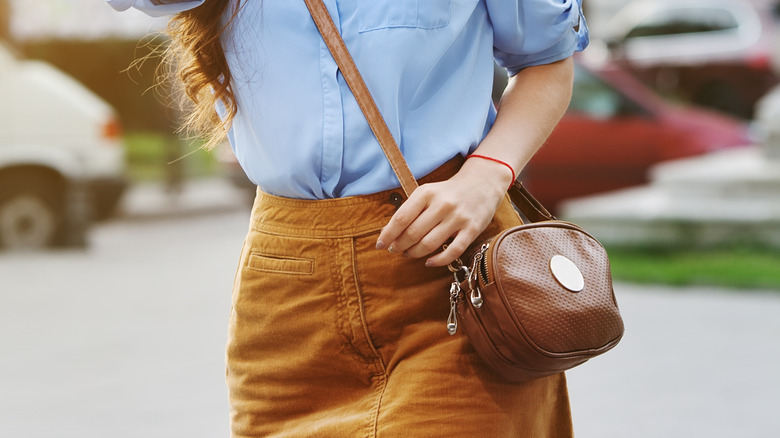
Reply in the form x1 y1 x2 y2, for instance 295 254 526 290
164 0 243 150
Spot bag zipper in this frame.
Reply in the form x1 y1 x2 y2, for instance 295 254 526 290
475 243 490 286
446 242 490 335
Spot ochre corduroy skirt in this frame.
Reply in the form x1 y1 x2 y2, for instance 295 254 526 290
226 158 573 437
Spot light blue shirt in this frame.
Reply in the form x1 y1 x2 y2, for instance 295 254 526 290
108 0 588 199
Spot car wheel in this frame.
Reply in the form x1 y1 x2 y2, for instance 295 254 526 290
0 183 61 250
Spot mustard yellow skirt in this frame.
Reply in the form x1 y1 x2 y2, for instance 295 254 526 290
226 159 572 437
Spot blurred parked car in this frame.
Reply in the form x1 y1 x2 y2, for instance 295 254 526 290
601 0 779 119
0 43 127 249
521 61 753 210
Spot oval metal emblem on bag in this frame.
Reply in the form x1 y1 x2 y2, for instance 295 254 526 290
549 255 585 292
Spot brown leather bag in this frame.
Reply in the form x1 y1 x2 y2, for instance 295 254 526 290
451 184 624 381
304 0 625 382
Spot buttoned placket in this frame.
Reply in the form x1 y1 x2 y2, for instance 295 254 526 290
318 0 346 198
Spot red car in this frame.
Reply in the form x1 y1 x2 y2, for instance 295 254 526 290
520 61 752 211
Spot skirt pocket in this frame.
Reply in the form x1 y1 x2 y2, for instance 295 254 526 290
247 252 314 276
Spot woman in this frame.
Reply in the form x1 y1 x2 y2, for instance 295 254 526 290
108 0 588 436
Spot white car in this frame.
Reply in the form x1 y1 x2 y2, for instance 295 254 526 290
0 43 127 249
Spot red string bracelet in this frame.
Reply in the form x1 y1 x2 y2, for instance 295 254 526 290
467 154 516 190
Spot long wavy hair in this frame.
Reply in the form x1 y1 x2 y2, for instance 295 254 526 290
164 0 243 149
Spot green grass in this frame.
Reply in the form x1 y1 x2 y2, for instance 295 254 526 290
123 131 219 181
606 245 780 290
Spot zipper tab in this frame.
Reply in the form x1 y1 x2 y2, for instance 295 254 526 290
465 243 490 308
447 281 460 335
476 243 490 285
446 266 470 335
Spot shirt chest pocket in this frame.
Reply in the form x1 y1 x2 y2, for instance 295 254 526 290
357 0 451 33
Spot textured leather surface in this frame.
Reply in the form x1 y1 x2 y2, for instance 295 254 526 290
459 222 624 382
497 225 620 353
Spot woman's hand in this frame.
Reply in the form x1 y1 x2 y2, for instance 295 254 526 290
376 57 575 267
376 157 512 267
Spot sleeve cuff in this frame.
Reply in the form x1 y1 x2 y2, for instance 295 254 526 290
498 26 583 76
494 0 590 75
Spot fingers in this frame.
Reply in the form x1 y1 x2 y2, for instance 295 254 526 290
377 191 485 266
402 222 451 259
377 184 460 256
375 188 430 252
377 158 510 267
388 209 444 255
424 232 474 267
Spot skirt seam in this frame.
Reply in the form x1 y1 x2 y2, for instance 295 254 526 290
369 374 388 438
351 237 389 374
332 238 370 363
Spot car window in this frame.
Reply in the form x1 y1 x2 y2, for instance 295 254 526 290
568 66 624 119
625 7 739 39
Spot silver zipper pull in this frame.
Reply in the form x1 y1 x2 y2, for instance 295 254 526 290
470 285 483 308
446 266 470 335
447 281 459 335
467 244 488 308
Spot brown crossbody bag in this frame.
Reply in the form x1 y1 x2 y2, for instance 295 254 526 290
304 0 625 382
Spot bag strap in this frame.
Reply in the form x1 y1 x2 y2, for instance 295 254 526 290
508 181 557 222
303 0 556 223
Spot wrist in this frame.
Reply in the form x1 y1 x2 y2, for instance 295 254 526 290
465 154 516 191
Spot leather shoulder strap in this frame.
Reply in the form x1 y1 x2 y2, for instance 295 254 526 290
303 0 418 197
508 181 557 222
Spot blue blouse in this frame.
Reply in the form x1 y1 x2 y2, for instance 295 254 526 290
108 0 589 199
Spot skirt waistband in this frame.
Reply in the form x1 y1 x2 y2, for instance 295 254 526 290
249 156 463 238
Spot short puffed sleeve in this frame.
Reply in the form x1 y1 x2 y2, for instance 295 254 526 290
487 0 589 75
105 0 206 17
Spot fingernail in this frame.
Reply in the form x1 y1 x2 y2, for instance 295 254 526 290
376 240 386 250
387 245 395 253
425 259 434 267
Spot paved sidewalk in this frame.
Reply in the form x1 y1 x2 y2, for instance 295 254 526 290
566 284 780 438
